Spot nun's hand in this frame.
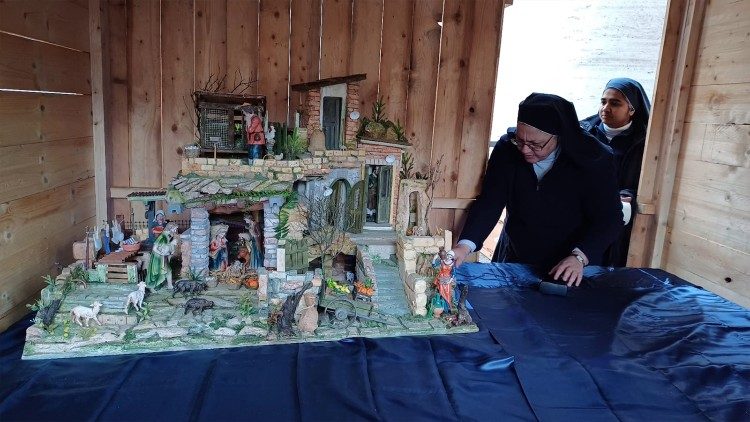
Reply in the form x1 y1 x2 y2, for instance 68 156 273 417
451 244 471 268
549 256 584 287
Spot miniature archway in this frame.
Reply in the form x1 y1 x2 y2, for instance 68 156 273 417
396 179 429 236
408 191 419 232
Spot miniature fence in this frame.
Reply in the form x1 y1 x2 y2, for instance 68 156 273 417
124 220 191 233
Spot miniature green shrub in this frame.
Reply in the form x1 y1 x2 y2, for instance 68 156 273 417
135 303 152 323
285 127 307 160
400 152 414 179
275 192 298 240
185 267 206 282
123 329 135 342
251 320 268 330
27 298 45 313
234 320 247 333
209 317 228 330
238 293 257 317
80 326 97 340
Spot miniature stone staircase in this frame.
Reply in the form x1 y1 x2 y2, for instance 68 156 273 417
362 222 394 232
371 259 410 316
349 227 397 260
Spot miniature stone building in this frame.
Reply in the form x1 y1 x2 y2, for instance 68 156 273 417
291 74 408 228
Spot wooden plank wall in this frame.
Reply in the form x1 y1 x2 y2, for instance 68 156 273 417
662 0 750 307
103 0 505 236
0 0 95 331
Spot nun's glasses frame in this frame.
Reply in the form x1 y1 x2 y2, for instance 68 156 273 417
509 133 555 152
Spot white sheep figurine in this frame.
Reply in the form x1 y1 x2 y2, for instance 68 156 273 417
70 301 103 327
124 281 147 314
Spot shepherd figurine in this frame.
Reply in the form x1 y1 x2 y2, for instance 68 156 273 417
242 104 266 160
146 222 179 289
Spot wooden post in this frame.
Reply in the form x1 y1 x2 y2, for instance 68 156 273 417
90 0 109 222
627 0 707 267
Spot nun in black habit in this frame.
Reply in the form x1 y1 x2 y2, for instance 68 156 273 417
454 93 622 286
581 78 652 266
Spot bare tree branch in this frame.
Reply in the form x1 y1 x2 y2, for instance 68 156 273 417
297 192 357 277
227 69 258 95
424 154 444 235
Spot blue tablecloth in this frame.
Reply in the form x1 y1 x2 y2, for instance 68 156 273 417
1 265 748 421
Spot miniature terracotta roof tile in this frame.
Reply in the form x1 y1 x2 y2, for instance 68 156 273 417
290 74 367 92
127 190 167 197
126 191 167 201
358 137 412 149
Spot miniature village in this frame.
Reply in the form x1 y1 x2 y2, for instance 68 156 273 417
22 75 477 360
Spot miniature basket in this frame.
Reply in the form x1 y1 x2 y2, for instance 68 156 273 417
183 144 200 158
122 242 141 252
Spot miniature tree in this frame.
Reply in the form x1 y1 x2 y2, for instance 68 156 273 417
422 154 444 236
399 151 415 179
298 192 357 277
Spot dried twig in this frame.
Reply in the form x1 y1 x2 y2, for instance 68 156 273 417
424 154 444 235
182 94 201 142
227 69 258 95
182 70 259 146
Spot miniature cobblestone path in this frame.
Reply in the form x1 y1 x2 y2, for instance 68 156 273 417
372 260 409 316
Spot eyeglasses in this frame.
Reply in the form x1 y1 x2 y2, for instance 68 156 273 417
510 133 555 152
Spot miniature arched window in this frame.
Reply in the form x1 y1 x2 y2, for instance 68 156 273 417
408 191 419 232
293 180 307 197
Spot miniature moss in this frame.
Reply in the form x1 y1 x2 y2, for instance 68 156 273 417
123 329 135 342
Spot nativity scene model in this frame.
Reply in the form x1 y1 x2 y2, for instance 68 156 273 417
22 75 477 360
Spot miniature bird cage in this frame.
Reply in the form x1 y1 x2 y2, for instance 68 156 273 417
195 92 266 153
198 102 235 150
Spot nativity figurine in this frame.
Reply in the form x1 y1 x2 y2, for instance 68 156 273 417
146 222 179 289
431 247 456 316
209 223 229 272
242 105 266 160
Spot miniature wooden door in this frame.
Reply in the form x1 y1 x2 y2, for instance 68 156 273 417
347 180 365 233
377 166 392 224
285 239 309 272
322 97 342 149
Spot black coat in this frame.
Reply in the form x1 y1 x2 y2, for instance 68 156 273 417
580 115 646 200
460 136 623 270
581 114 647 267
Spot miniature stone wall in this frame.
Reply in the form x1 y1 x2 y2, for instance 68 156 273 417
396 233 448 316
304 89 321 133
190 208 210 275
344 82 360 149
263 196 285 269
396 179 429 235
181 150 367 181
179 230 191 276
